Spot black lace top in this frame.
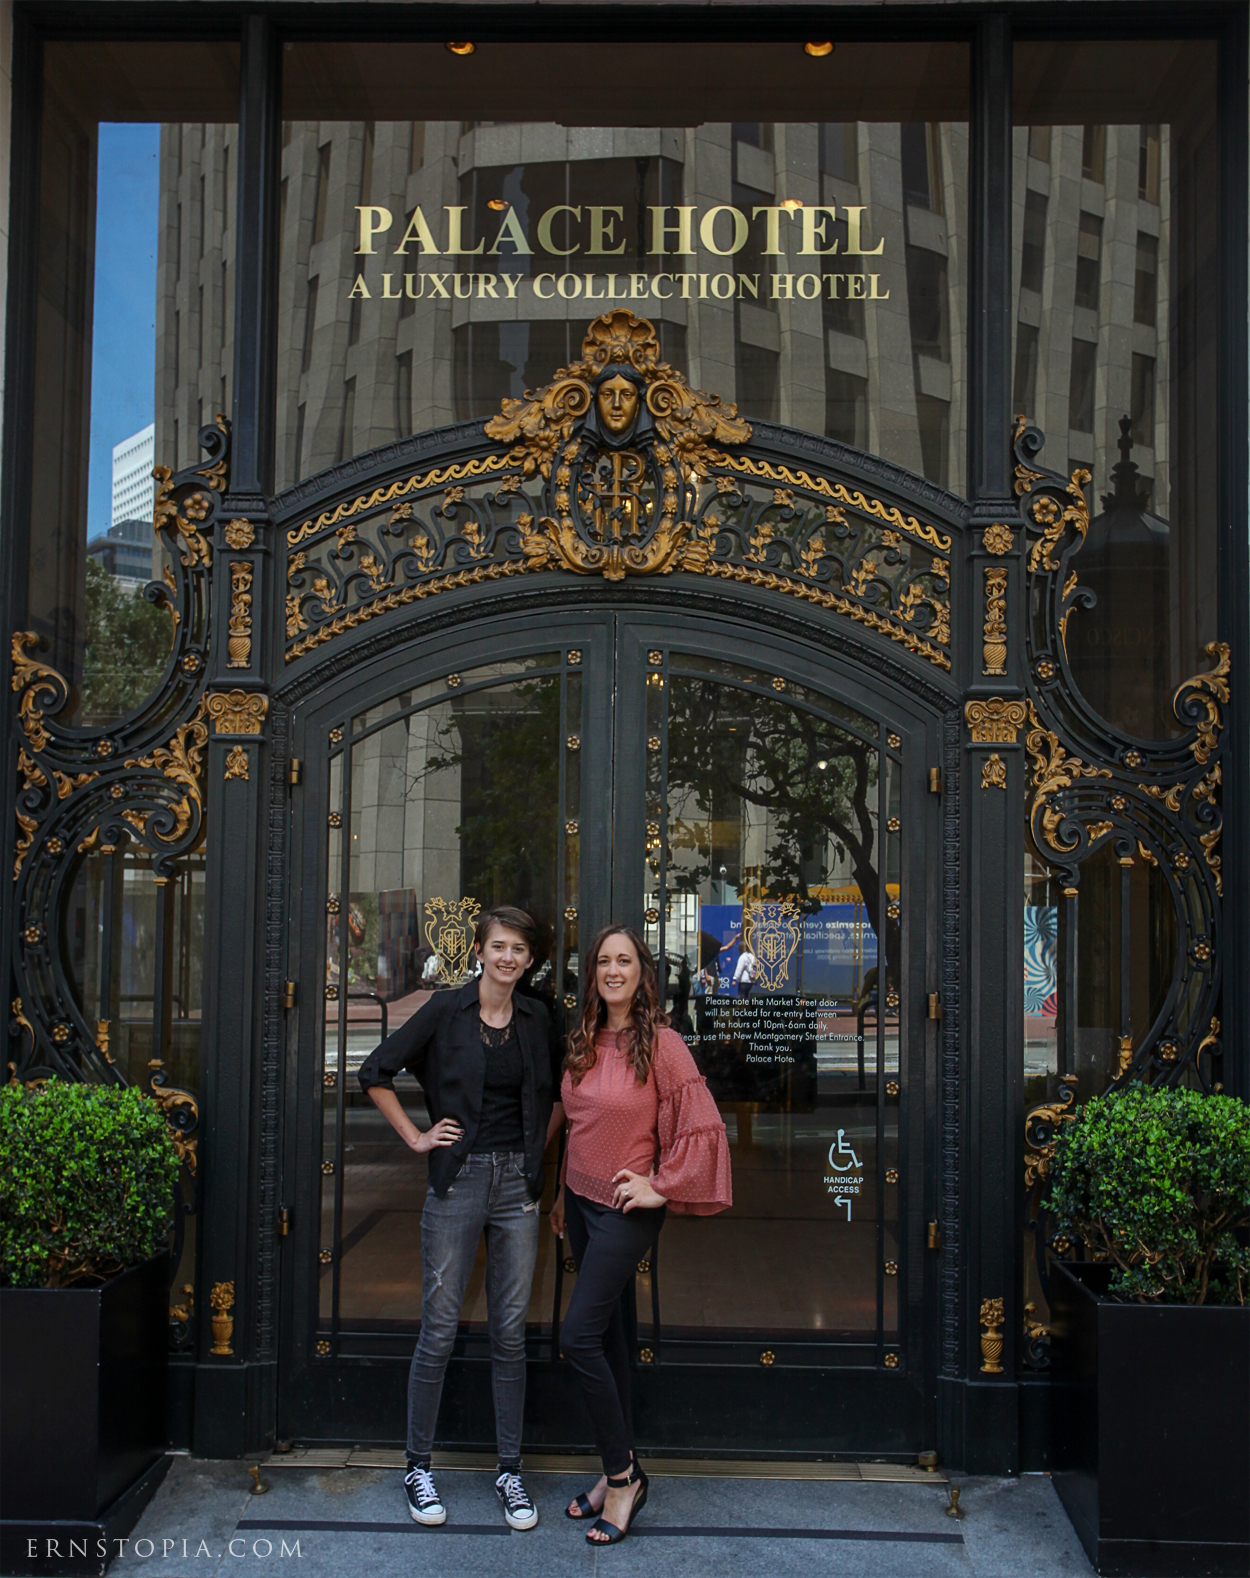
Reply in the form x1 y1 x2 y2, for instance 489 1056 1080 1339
471 1015 525 1152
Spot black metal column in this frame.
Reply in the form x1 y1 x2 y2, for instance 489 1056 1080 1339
1216 3 1249 1101
943 7 1024 1477
194 728 266 1456
1 14 43 1048
192 11 282 1457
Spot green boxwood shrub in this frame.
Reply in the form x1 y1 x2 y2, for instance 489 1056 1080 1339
0 1079 180 1289
1048 1083 1250 1305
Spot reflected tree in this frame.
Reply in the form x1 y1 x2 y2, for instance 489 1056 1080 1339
665 679 897 965
410 678 563 966
80 558 170 726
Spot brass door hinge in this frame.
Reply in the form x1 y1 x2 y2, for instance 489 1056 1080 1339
927 1220 942 1251
927 992 942 1021
283 981 297 1009
288 758 302 787
280 1206 291 1237
928 767 941 794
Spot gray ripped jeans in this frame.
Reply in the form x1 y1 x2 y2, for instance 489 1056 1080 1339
408 1151 540 1468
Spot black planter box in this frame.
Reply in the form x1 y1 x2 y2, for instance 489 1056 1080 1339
1 1255 171 1577
1050 1260 1250 1577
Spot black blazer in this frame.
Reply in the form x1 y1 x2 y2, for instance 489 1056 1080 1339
357 979 560 1200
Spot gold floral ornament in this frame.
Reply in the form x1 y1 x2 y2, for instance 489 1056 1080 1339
1173 641 1230 767
147 1057 199 1173
224 518 255 550
982 522 1014 555
1027 468 1090 574
10 632 69 756
1023 700 1113 855
153 473 214 569
981 753 1007 791
121 696 212 849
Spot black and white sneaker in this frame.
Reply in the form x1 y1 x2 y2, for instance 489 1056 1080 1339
404 1463 446 1525
495 1468 539 1530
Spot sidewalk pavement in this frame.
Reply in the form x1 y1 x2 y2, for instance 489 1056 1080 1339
108 1454 1095 1578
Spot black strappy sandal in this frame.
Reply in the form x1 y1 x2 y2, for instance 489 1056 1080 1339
586 1459 649 1546
565 1491 600 1521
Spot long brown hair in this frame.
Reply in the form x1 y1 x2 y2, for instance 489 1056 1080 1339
565 925 669 1085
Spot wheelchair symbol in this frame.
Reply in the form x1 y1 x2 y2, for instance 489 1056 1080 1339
828 1130 861 1171
828 1130 862 1222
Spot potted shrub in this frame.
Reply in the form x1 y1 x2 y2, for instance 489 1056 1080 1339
0 1080 180 1577
1047 1083 1250 1577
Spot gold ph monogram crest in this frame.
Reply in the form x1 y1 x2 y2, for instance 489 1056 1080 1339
744 901 803 992
484 310 751 581
423 896 481 985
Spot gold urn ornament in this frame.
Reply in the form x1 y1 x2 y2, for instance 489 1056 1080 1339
210 1281 236 1356
979 1296 1005 1374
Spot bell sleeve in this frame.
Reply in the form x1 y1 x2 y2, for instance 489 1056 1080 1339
650 1030 733 1216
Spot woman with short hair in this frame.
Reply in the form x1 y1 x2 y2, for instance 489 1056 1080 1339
358 905 563 1533
551 925 733 1546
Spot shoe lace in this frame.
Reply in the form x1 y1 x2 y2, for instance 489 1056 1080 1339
497 1471 528 1506
405 1466 439 1503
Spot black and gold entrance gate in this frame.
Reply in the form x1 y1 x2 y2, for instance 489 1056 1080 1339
279 608 942 1452
8 312 1229 1463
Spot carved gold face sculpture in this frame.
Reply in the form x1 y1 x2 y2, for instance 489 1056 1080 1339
597 374 639 437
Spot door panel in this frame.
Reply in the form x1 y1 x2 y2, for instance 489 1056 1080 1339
612 621 927 1382
281 619 613 1440
281 609 937 1450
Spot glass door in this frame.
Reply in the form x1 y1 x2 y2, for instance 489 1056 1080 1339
280 621 614 1443
281 611 935 1453
609 617 935 1453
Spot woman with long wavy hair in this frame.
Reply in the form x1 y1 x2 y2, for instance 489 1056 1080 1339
550 925 732 1545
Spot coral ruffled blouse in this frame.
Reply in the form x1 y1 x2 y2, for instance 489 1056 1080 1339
560 1027 733 1215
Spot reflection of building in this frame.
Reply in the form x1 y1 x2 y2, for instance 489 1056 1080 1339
1011 124 1169 518
158 114 1182 670
149 118 972 494
85 517 152 589
88 423 157 589
111 423 155 529
153 124 236 476
265 119 972 491
161 115 1175 519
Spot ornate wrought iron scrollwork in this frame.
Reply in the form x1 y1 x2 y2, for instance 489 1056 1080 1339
9 421 235 1341
1014 417 1226 1092
10 422 232 1081
284 312 953 669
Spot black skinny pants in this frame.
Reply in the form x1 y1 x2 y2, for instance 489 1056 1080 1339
561 1188 665 1478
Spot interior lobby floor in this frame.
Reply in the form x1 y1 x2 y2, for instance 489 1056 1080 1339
109 1454 1096 1578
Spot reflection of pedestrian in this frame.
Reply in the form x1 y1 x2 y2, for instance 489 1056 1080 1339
733 948 758 998
672 958 692 1022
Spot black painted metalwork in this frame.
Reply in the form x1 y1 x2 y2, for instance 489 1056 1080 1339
1015 419 1226 1092
10 423 227 1081
1 0 1245 1474
1016 417 1230 1327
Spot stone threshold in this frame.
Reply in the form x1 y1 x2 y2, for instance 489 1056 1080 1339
262 1448 946 1483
